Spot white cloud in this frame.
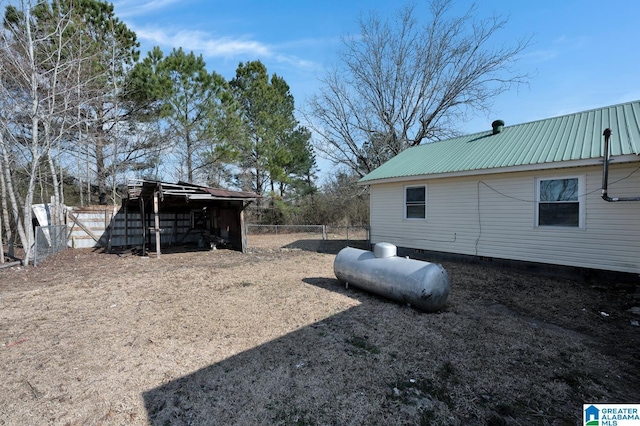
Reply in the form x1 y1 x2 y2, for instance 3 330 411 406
134 25 271 57
521 48 558 63
196 35 273 58
133 25 319 70
552 35 590 47
113 0 187 18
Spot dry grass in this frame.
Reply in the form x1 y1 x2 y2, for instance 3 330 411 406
0 234 639 425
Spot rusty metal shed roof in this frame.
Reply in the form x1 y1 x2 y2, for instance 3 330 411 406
127 180 259 201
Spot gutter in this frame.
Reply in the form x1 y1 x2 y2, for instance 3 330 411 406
601 128 640 202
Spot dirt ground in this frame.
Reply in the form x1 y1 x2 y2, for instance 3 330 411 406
1 234 639 425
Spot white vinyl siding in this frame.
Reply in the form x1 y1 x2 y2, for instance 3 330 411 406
369 162 640 274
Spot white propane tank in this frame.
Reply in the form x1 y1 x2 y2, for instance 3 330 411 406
334 243 449 312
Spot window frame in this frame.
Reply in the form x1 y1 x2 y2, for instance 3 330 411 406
534 175 585 229
404 184 427 220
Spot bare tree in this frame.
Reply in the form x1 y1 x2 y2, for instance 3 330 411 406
0 0 92 262
0 0 48 262
306 0 531 176
0 158 11 249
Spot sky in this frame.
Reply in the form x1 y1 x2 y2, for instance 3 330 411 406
112 0 640 176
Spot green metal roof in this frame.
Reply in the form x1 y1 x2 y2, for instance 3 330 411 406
359 100 640 184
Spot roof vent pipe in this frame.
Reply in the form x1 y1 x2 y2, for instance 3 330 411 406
491 120 505 134
601 128 640 202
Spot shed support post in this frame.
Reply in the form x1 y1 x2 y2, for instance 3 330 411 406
139 196 146 256
154 189 161 259
240 208 247 253
124 202 129 248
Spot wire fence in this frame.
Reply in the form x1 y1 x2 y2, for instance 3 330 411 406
324 225 369 242
246 224 369 253
34 225 68 267
246 224 325 237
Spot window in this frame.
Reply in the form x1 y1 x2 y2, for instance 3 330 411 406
405 185 426 219
536 177 583 227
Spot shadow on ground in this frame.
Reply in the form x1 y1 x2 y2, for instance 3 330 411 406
281 239 369 254
140 270 632 425
141 276 455 425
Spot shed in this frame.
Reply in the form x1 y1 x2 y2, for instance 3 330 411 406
358 100 640 276
102 180 259 256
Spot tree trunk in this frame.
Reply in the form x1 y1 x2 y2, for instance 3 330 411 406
186 137 193 183
43 119 62 224
0 163 12 246
0 206 4 263
1 142 29 263
48 154 62 224
96 133 107 204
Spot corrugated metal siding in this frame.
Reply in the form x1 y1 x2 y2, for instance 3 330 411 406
67 211 115 249
360 100 640 183
369 163 640 273
106 213 195 248
68 211 196 249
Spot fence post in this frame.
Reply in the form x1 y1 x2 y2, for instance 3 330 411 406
322 225 326 240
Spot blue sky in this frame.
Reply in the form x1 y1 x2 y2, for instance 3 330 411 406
112 0 640 173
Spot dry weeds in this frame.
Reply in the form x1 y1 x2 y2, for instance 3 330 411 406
1 234 639 425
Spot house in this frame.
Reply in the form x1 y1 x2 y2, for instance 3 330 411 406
584 405 599 425
67 180 258 255
358 100 640 276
